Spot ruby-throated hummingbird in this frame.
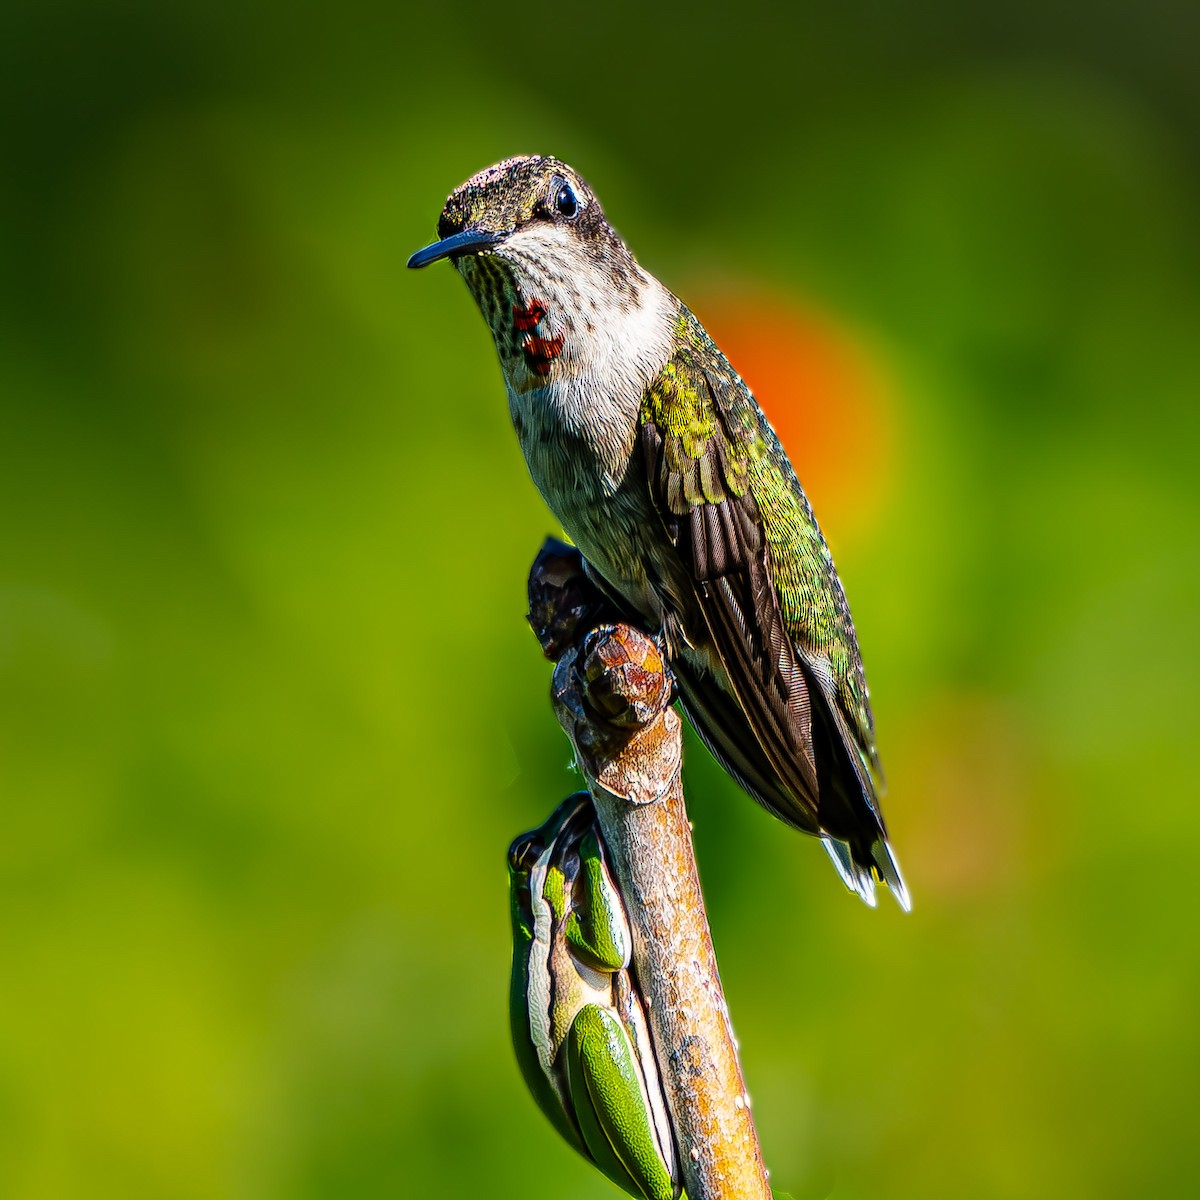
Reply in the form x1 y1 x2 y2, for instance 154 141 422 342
409 156 909 910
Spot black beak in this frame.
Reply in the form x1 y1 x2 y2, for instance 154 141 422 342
407 228 506 269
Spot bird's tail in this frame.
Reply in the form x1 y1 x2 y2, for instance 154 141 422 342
822 836 911 912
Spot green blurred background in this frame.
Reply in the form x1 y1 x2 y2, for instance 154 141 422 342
2 2 1198 1197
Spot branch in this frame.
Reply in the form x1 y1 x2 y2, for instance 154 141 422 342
528 538 772 1200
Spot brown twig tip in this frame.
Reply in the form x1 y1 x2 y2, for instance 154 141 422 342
578 626 671 728
552 626 683 809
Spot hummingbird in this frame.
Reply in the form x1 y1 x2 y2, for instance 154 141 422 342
409 156 909 911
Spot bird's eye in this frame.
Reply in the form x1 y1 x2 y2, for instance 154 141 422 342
555 182 579 220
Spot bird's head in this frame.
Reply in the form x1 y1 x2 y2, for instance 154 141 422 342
409 156 656 388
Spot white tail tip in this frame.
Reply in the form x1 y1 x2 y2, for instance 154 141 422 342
822 836 911 912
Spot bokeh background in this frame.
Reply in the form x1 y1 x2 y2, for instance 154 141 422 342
2 2 1198 1197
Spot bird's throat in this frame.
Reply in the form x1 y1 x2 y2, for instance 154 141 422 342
457 254 568 390
511 299 565 378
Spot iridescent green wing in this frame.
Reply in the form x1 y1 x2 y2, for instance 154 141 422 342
639 307 887 861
